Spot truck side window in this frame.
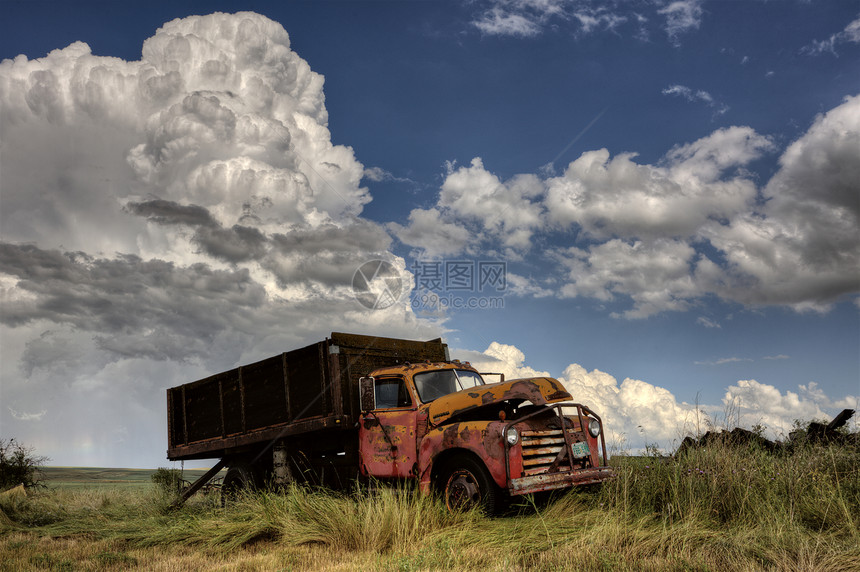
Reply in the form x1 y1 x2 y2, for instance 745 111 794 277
374 378 411 409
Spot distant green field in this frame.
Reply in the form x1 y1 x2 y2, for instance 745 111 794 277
40 466 224 490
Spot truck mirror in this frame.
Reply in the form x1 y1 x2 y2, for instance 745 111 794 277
359 377 376 413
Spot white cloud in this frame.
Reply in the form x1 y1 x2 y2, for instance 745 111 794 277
460 342 858 451
658 0 704 45
563 364 701 448
470 1 666 40
546 127 772 240
662 84 729 115
392 158 544 255
8 408 47 422
388 208 472 258
473 8 544 37
700 95 860 309
440 158 544 249
456 341 551 381
696 316 721 328
470 0 571 37
720 379 854 435
505 273 553 298
802 16 860 56
694 357 753 366
554 238 700 318
0 12 439 467
363 166 417 186
420 102 855 318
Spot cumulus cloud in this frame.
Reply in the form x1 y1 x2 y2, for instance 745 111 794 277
453 341 551 381
460 342 858 451
408 100 856 317
560 363 696 447
546 127 773 240
0 12 438 467
554 239 700 318
391 158 544 256
388 208 472 258
699 95 860 310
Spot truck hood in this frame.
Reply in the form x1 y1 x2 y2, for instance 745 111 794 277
426 377 572 426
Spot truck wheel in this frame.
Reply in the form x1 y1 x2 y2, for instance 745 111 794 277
441 455 500 515
221 462 259 507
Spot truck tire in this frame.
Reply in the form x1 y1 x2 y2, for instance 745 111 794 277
441 454 501 515
221 462 260 507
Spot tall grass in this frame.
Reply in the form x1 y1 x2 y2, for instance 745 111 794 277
2 438 858 571
597 439 859 533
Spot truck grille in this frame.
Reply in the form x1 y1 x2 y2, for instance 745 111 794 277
521 429 586 476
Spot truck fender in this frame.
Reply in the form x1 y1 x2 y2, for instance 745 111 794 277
418 422 508 492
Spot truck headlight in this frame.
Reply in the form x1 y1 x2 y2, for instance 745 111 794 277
505 426 519 445
588 418 601 438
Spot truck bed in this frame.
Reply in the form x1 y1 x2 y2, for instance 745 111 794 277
167 332 448 460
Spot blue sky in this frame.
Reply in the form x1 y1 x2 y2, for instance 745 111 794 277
1 1 858 468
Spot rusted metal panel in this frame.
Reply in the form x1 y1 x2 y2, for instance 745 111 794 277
522 437 565 446
510 467 615 495
418 420 509 490
523 449 563 460
359 409 418 478
427 377 571 426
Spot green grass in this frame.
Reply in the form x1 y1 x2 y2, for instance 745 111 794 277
2 440 858 571
39 467 222 490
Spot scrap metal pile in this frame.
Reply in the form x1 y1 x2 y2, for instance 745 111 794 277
675 409 857 456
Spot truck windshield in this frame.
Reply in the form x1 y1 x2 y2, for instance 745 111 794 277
413 369 485 402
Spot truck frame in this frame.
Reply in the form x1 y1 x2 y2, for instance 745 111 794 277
167 332 613 511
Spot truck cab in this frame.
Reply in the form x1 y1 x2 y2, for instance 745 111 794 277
358 361 613 512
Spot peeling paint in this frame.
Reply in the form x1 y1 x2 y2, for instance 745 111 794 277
427 377 572 426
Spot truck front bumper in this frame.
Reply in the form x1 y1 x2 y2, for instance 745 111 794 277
509 466 614 495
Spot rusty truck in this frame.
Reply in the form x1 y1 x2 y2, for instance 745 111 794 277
167 332 613 512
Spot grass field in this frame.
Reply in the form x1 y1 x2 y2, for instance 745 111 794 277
2 439 859 571
38 467 223 490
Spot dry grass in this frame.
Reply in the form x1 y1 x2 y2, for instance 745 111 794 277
2 438 858 571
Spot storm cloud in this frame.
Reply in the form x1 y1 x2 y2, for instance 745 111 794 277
0 12 432 467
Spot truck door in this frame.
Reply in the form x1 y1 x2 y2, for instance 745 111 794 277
359 376 418 478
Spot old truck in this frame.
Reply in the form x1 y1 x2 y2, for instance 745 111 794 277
167 332 613 512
